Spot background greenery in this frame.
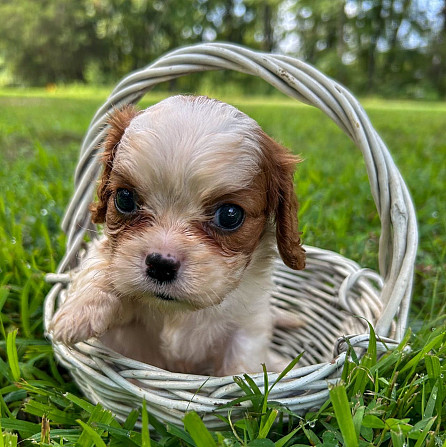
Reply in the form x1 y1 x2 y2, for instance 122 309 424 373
0 0 445 99
0 86 445 445
0 0 445 443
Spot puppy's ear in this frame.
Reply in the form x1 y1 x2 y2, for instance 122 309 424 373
259 131 306 270
90 105 139 224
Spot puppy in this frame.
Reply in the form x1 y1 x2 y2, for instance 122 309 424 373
50 95 305 376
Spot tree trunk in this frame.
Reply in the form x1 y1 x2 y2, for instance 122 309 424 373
262 2 274 52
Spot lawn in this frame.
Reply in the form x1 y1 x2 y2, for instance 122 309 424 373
0 86 445 445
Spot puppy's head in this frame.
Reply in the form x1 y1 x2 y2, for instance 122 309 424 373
90 96 305 310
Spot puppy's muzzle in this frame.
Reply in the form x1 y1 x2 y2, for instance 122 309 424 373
145 253 181 284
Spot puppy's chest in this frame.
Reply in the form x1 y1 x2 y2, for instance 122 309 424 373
157 312 231 374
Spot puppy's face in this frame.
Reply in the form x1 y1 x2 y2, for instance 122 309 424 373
91 96 305 310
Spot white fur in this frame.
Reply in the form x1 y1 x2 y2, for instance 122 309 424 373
50 96 300 376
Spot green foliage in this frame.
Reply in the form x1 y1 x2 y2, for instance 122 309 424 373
0 0 445 99
0 88 445 445
0 0 100 85
290 0 442 97
0 0 276 86
3 328 443 445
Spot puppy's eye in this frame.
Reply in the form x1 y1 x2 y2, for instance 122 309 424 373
115 188 137 214
213 204 245 231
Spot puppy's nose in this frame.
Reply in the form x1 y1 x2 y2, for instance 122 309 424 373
145 253 180 283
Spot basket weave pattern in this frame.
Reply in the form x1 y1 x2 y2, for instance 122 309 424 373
44 43 417 427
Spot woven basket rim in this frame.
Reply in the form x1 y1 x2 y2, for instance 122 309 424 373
43 42 418 425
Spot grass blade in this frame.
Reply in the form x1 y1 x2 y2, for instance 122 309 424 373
366 320 377 363
96 423 144 447
147 412 169 438
424 354 444 417
1 432 17 447
183 411 216 447
329 383 358 447
23 399 77 425
0 416 3 447
233 375 255 396
258 409 278 439
0 287 9 341
413 417 437 447
64 392 96 414
423 382 438 419
19 280 32 339
351 354 373 396
77 420 108 447
123 409 140 431
243 373 262 396
400 333 444 374
390 427 405 447
269 353 304 394
274 425 301 447
6 330 20 382
166 422 195 446
141 400 151 447
0 417 40 439
352 405 365 438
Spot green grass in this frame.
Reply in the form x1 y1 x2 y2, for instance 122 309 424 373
0 86 445 446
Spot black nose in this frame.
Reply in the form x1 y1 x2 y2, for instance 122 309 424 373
145 253 180 283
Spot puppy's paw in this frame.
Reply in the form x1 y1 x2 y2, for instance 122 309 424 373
50 304 109 345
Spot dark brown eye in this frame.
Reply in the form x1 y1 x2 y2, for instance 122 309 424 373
115 188 136 214
213 204 245 231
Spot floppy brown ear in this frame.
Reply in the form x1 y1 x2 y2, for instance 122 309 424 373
90 105 139 224
259 131 306 270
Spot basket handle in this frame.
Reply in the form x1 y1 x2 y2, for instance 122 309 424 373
58 43 417 340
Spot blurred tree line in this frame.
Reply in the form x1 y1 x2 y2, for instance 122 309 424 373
0 0 444 98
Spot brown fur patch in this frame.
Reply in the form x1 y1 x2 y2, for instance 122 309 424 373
90 102 304 270
90 105 139 224
257 130 306 270
202 179 268 258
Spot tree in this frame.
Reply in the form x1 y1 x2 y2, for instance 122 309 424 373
84 0 206 80
428 0 446 97
0 0 100 84
282 0 442 98
0 0 444 98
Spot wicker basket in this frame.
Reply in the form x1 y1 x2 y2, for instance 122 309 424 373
44 43 418 428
